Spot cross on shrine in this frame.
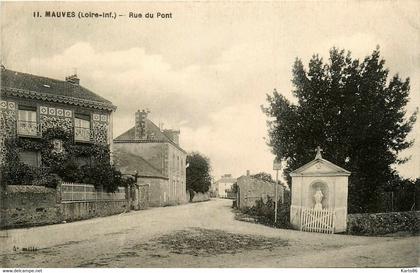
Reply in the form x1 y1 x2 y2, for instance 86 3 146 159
315 146 323 159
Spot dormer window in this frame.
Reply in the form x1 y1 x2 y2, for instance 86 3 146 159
17 105 40 137
74 113 91 142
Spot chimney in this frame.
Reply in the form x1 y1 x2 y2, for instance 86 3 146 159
163 129 180 145
65 74 80 85
134 109 149 140
246 170 250 176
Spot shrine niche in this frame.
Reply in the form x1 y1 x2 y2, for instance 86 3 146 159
289 147 351 233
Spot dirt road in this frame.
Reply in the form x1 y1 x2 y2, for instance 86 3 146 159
0 199 417 267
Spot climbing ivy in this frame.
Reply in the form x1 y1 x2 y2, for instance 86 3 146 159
1 127 132 192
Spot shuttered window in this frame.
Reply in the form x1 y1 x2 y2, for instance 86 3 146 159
74 114 90 129
18 109 37 122
74 113 91 142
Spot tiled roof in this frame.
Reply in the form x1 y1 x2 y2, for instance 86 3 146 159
113 146 168 179
1 68 116 111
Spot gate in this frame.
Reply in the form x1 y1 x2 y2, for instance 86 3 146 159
300 207 335 234
138 184 149 209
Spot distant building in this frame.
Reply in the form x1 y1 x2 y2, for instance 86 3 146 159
236 171 285 209
0 66 116 167
215 174 236 198
113 110 187 206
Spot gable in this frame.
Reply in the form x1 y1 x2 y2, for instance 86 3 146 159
113 119 186 153
290 158 351 177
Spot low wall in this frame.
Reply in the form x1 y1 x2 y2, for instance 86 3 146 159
0 185 62 229
347 211 420 235
61 200 130 222
1 185 131 229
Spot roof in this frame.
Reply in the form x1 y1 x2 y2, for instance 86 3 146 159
112 146 168 179
290 157 351 177
114 118 186 153
236 175 285 187
237 175 273 184
1 68 116 111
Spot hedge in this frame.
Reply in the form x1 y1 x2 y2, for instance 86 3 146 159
347 211 420 235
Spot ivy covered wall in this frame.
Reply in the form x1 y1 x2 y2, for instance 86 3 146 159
0 98 122 192
0 98 111 165
0 100 17 165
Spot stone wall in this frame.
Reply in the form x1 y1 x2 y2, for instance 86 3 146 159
0 185 131 229
347 211 420 235
61 200 129 222
167 144 188 205
0 185 62 229
137 177 168 207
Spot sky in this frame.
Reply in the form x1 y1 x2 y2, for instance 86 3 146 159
1 1 419 182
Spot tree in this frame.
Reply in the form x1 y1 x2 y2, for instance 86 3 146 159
251 172 275 183
186 152 212 201
262 47 417 213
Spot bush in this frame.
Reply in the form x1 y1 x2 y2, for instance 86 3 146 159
33 173 62 188
54 158 82 183
347 211 420 235
242 196 292 229
1 162 38 186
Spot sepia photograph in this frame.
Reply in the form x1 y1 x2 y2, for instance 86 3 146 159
0 0 419 271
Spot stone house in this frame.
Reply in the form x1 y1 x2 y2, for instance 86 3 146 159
236 172 285 209
215 174 236 198
0 66 116 167
113 110 187 206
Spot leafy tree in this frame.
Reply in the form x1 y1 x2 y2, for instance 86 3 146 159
186 152 212 200
251 172 275 183
262 47 417 213
231 182 238 194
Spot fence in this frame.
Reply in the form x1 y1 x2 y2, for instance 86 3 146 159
61 182 126 202
300 207 335 234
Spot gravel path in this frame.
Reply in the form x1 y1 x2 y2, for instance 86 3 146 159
0 199 417 267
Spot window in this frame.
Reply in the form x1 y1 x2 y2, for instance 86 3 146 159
181 160 184 176
172 154 175 170
177 156 180 172
17 106 38 136
74 113 91 142
19 150 40 167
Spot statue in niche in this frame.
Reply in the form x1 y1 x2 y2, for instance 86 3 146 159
313 187 324 210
